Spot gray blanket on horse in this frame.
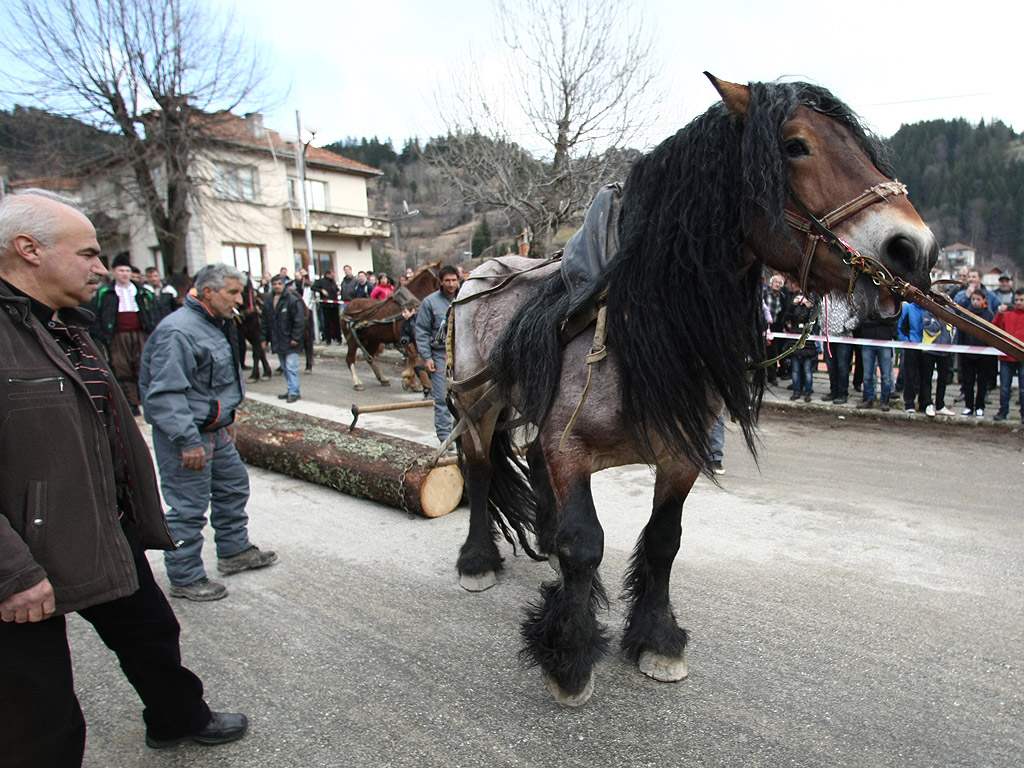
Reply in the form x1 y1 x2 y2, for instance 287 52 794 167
560 183 621 316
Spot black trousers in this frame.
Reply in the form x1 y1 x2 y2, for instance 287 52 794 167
0 522 210 768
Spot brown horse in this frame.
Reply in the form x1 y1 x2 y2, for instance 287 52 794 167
341 263 440 390
448 75 937 706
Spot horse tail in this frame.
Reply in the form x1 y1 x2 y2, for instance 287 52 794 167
484 412 545 562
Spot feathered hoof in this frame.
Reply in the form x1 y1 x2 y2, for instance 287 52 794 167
459 571 498 592
639 651 688 682
380 379 391 386
543 671 594 707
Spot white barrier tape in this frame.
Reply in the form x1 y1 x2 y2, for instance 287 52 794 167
769 332 1004 356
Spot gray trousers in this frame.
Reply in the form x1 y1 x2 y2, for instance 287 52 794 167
152 426 252 585
428 349 452 442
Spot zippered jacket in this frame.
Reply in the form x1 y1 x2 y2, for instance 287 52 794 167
0 282 174 615
139 295 244 450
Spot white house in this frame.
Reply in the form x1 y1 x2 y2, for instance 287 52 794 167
43 110 389 280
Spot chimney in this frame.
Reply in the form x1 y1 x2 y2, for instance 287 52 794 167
244 112 265 139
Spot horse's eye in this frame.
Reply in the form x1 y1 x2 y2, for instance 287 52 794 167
785 138 810 158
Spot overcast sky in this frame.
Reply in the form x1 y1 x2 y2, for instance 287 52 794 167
228 0 1022 152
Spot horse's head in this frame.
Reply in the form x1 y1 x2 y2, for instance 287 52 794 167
407 262 441 300
708 74 938 320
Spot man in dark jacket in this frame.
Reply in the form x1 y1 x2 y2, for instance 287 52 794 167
313 268 342 343
262 273 306 401
0 190 246 767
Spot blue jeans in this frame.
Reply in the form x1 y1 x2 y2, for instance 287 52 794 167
999 360 1023 416
791 357 815 395
153 427 253 586
279 351 300 396
428 349 452 442
823 342 852 398
861 344 893 403
707 413 725 462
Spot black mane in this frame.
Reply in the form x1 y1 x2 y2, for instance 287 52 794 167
492 80 889 469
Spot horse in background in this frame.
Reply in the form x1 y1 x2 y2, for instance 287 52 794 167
341 263 440 390
449 74 937 706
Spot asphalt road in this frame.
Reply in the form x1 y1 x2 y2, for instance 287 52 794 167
69 352 1023 768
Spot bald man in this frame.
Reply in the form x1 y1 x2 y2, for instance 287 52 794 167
0 190 246 767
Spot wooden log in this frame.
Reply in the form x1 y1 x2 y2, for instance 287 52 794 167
234 400 463 518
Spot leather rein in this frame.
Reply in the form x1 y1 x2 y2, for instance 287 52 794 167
784 181 1024 363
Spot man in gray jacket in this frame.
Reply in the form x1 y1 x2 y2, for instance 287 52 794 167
140 263 277 602
415 264 461 443
0 191 246 765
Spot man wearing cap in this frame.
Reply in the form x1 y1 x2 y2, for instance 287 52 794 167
88 251 159 415
994 272 1015 313
0 190 248 766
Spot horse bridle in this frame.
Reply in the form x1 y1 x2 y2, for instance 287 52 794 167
784 179 908 295
783 179 1024 362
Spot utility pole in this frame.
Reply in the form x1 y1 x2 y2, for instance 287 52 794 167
295 110 316 277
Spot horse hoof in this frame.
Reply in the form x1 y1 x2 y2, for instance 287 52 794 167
543 672 594 707
354 384 365 391
639 651 688 682
459 571 498 592
380 380 391 386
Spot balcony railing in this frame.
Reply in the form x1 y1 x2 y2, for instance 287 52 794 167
283 207 390 238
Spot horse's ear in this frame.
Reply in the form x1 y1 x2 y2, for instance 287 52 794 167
704 72 749 118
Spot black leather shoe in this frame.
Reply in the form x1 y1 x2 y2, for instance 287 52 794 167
286 394 300 403
146 711 248 748
277 393 289 399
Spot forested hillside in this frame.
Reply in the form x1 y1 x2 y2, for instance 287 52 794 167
889 119 1024 271
0 106 118 183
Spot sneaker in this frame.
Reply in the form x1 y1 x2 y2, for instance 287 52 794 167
935 407 955 416
925 404 936 417
217 545 279 575
856 400 873 409
169 577 228 602
422 389 433 400
146 711 248 748
961 408 972 416
804 395 811 402
905 407 916 414
975 409 984 418
708 460 725 475
880 403 890 412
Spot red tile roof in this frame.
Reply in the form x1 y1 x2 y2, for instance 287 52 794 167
198 111 383 176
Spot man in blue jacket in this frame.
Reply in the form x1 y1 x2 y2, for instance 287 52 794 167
415 265 461 443
140 264 277 602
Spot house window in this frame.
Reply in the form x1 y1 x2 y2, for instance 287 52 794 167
222 243 264 277
288 178 328 211
214 163 259 202
294 250 334 276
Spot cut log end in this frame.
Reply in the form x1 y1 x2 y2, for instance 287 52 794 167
419 463 464 518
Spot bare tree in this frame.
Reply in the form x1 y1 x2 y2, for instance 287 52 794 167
431 0 659 257
2 0 270 272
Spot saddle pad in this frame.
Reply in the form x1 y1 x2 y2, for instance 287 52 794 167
560 183 621 315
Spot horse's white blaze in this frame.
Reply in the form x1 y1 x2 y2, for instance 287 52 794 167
543 672 594 707
639 651 689 682
459 571 498 592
